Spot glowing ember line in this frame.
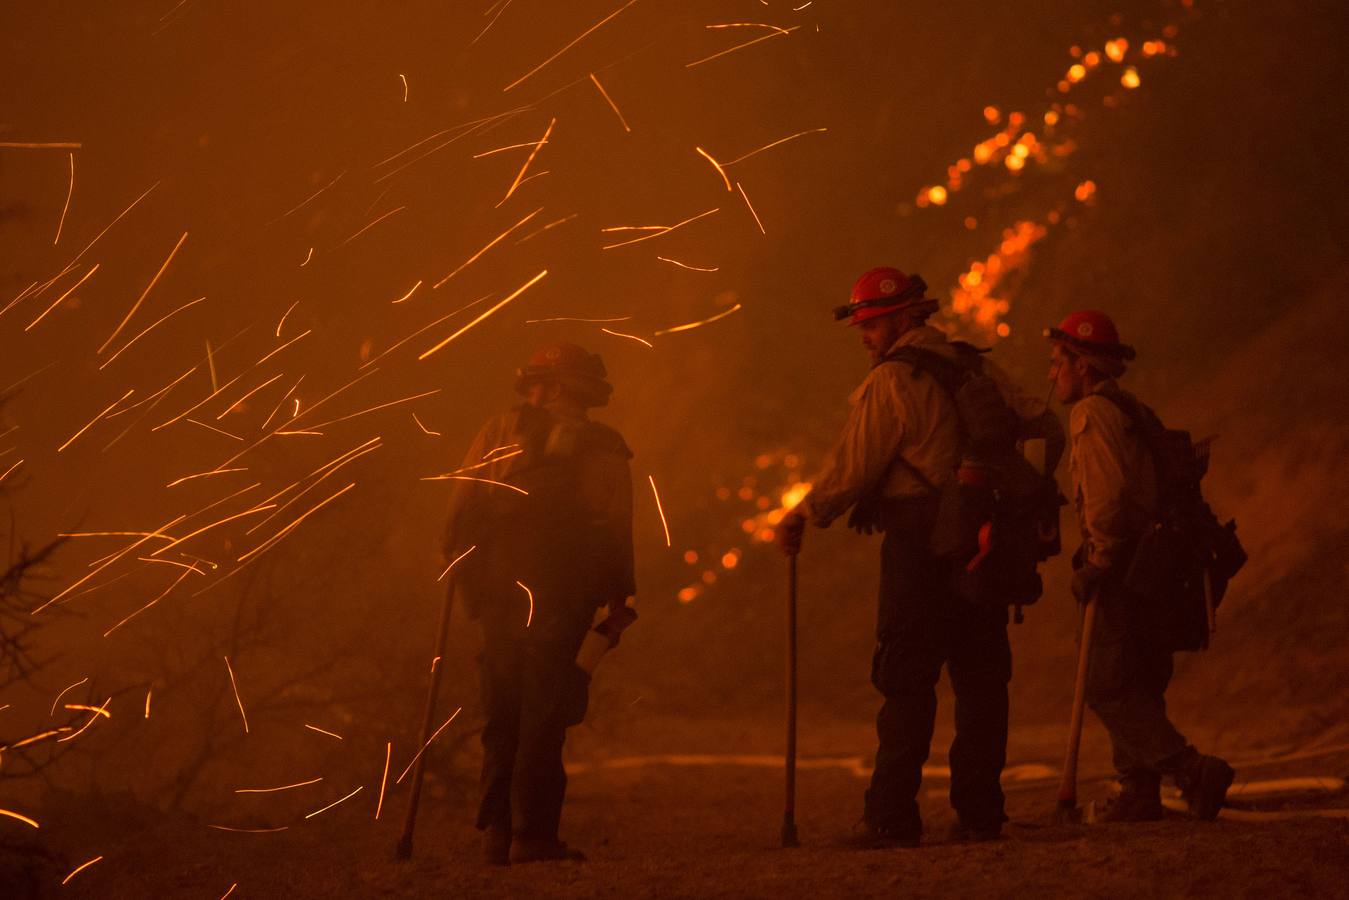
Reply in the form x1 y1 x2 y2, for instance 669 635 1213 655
361 298 489 371
50 677 90 715
58 389 134 452
502 0 640 92
207 825 289 833
153 373 244 432
399 73 409 102
24 263 99 331
236 483 356 564
247 446 378 534
686 25 799 68
57 696 111 742
516 213 579 244
185 418 244 441
474 140 550 158
235 777 323 794
136 556 208 575
99 296 206 369
252 328 310 370
589 72 631 132
217 373 285 419
167 467 247 488
149 506 275 558
221 884 238 899
706 22 791 35
68 181 158 268
300 247 314 266
412 412 440 436
0 809 39 828
438 545 476 582
724 127 828 165
737 182 766 234
102 568 195 637
657 257 718 272
496 120 555 208
695 146 732 191
4 728 71 750
304 724 343 740
224 656 249 734
518 580 535 627
437 448 524 478
0 460 23 485
420 270 547 360
653 303 743 335
601 327 653 348
527 315 631 323
602 208 719 250
472 0 512 44
392 280 422 304
425 475 528 496
206 340 218 390
261 376 304 430
63 703 111 718
0 141 80 149
648 475 671 546
275 300 299 337
433 208 541 288
97 230 189 354
395 708 463 782
272 170 345 222
304 786 363 819
375 742 392 819
54 152 74 245
61 855 103 885
302 388 440 431
36 518 185 613
334 205 405 249
144 689 152 718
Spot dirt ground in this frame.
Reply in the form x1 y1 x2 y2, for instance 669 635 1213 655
13 714 1348 900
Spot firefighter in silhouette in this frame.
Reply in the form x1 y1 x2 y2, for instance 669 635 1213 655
777 267 1064 846
1047 310 1234 821
442 343 636 864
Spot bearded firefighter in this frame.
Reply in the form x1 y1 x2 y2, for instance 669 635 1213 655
442 343 636 864
1046 310 1234 821
776 268 1064 846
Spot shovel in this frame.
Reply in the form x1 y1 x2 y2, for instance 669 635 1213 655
1055 592 1098 824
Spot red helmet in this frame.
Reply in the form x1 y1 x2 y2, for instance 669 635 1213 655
834 267 936 325
1044 310 1136 360
515 343 613 406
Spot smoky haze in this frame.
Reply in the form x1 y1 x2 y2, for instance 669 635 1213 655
1 0 1347 884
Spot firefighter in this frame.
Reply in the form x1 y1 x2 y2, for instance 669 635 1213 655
1046 310 1234 821
442 343 636 864
776 267 1064 847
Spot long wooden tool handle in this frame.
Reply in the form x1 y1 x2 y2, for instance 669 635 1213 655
782 555 800 847
395 579 456 860
1057 595 1098 807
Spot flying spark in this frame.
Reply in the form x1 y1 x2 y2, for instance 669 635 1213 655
518 580 535 627
433 208 541 288
420 270 547 360
333 205 405 249
275 300 300 336
438 545 476 581
57 697 111 742
50 677 90 715
61 856 103 885
695 146 733 191
235 777 323 793
0 809 39 828
98 296 207 369
648 475 671 546
652 303 743 335
24 263 100 331
224 656 249 734
167 467 248 488
736 182 766 234
589 73 631 131
657 257 718 272
392 280 422 304
58 389 135 452
102 567 195 637
395 708 463 783
601 208 719 250
600 327 653 348
412 412 440 436
96 230 189 354
304 786 363 819
516 212 579 244
502 0 640 92
724 127 828 165
54 152 74 244
496 119 555 208
375 742 392 819
399 73 409 101
686 24 800 68
526 315 631 323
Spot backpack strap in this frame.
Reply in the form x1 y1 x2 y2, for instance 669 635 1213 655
869 345 977 497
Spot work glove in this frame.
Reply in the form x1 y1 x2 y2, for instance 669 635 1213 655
775 510 806 557
1071 562 1108 604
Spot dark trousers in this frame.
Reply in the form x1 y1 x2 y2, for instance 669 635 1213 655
1084 584 1191 789
865 498 1011 836
476 631 591 840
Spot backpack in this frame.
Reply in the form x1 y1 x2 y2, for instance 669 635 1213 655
869 343 1062 620
1095 389 1247 651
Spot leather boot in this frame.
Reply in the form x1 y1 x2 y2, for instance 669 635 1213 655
1177 755 1235 821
